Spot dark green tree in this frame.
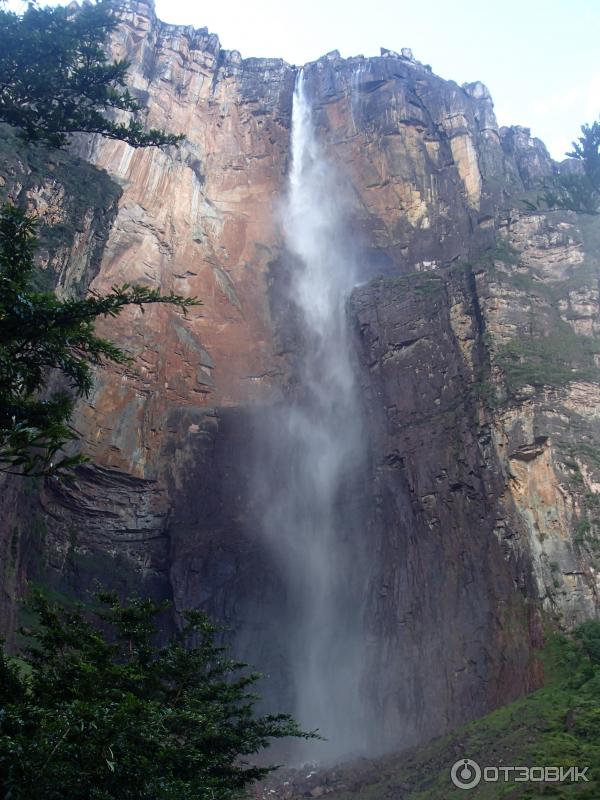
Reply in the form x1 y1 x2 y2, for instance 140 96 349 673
536 118 600 214
0 0 191 475
0 204 199 476
568 119 600 195
0 591 311 800
0 0 183 148
575 620 600 666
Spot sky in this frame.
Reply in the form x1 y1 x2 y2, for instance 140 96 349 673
8 0 599 158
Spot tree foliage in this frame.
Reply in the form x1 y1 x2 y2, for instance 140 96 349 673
0 0 183 148
0 0 191 476
575 619 600 666
0 204 199 476
0 591 311 800
536 118 600 214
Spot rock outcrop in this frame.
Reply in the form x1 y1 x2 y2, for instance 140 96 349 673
1 0 598 759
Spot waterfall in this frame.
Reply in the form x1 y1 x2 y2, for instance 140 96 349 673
254 70 371 763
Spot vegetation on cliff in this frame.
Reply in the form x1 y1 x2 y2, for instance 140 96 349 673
536 118 600 214
497 329 600 393
0 0 194 476
257 625 600 799
0 204 198 476
0 591 310 800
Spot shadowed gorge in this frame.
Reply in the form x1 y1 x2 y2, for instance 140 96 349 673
1 0 599 773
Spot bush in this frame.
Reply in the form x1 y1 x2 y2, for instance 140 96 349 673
0 591 311 800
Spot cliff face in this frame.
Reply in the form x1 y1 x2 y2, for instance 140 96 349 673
1 0 599 757
0 123 122 636
350 208 600 744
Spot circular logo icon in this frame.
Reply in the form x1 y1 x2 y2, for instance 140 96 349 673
451 758 482 790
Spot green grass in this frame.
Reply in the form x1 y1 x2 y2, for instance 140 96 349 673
568 443 600 472
496 331 600 393
312 630 600 800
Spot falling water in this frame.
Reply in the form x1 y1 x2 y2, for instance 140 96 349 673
255 70 371 762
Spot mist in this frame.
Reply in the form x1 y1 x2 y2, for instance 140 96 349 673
250 71 374 763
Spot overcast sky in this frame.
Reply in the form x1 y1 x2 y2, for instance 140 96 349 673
9 0 599 158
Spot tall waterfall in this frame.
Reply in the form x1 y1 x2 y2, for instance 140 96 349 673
255 70 371 762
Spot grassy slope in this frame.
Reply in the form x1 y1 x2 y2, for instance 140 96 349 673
261 632 600 800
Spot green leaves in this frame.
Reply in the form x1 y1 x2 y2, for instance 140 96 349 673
0 203 200 476
575 620 600 666
0 592 311 800
0 0 184 149
537 171 600 215
0 0 190 475
568 120 600 195
533 116 600 215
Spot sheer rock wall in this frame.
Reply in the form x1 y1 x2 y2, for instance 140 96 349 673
1 0 599 754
